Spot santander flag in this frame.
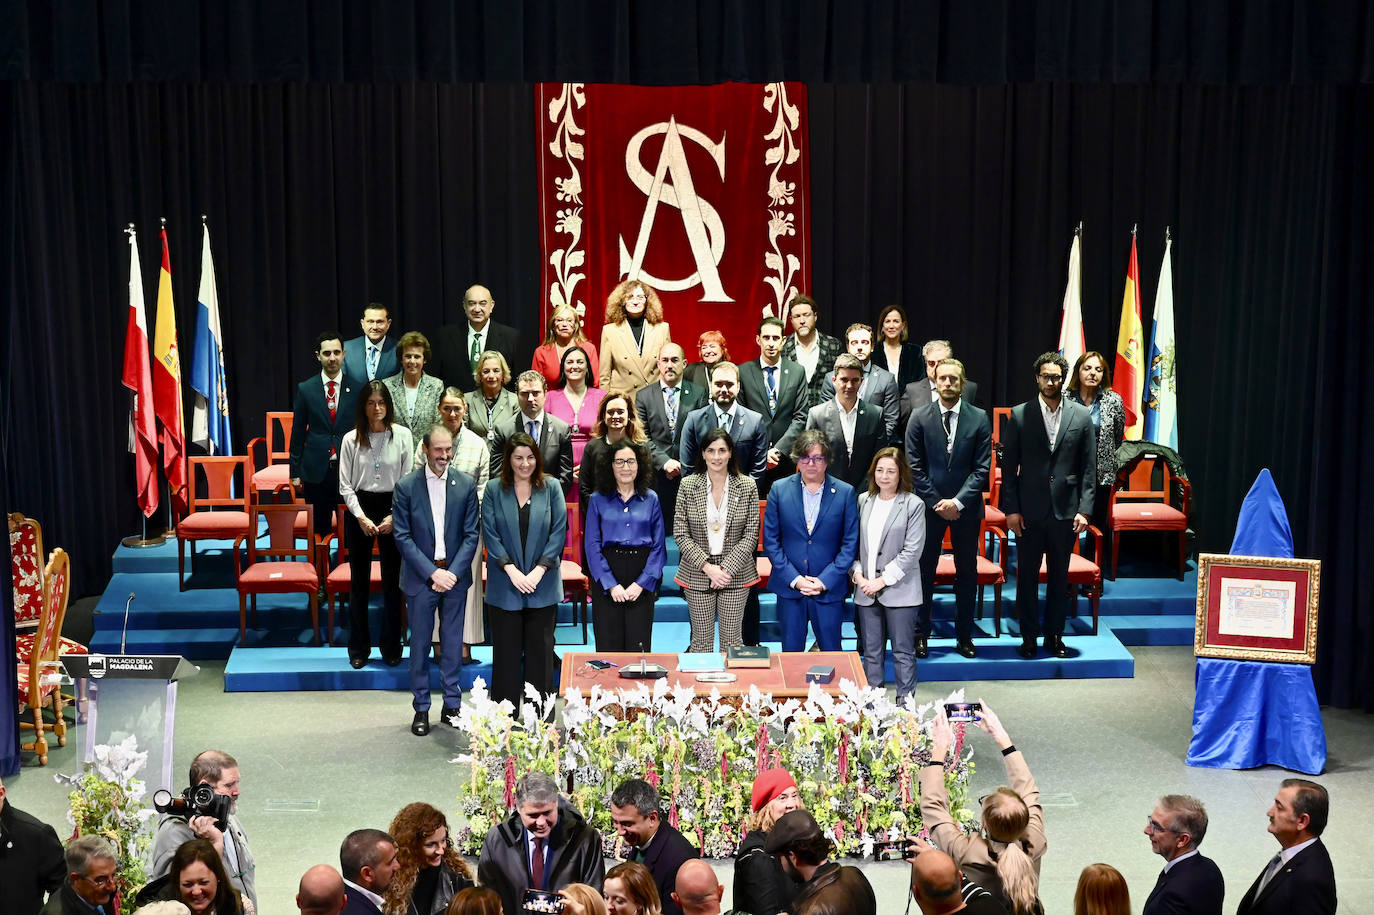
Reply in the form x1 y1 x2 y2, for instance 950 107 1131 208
153 227 188 516
190 223 231 455
1114 232 1145 440
122 228 158 517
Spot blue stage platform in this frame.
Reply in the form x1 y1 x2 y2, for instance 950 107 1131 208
94 530 1198 692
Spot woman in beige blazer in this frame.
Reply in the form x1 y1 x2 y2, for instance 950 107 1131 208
598 279 672 396
673 428 761 652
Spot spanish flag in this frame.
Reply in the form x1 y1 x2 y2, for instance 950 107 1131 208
1113 231 1145 440
153 225 188 516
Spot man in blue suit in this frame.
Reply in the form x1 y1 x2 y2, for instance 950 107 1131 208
679 361 769 482
906 357 991 659
290 332 361 536
342 303 399 384
763 428 859 652
392 425 481 736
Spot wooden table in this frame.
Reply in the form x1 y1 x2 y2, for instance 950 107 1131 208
558 651 867 698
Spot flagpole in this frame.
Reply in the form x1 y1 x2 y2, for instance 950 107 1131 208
122 222 167 548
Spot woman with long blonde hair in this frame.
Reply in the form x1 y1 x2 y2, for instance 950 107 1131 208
384 803 474 915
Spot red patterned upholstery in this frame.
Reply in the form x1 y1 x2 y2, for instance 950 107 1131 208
176 456 253 591
235 502 320 644
19 549 70 765
9 513 44 629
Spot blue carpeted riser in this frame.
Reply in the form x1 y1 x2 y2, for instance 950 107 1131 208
1099 615 1196 646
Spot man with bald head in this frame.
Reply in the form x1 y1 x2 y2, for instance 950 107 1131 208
909 846 1005 915
432 284 525 392
298 864 347 915
672 859 730 915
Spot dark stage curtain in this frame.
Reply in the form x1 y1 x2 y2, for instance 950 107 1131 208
2 1 1373 86
3 81 1371 710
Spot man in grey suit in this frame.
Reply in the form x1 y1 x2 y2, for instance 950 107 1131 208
488 370 575 496
906 357 992 659
635 343 708 534
899 339 980 433
818 323 901 443
679 361 769 482
342 303 399 384
736 316 808 494
806 355 884 491
1002 352 1095 658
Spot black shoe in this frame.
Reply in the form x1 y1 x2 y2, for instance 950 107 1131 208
915 636 929 659
462 655 479 666
382 653 402 667
1017 641 1037 659
441 706 461 729
1050 637 1069 658
411 711 431 736
956 640 978 659
349 656 367 670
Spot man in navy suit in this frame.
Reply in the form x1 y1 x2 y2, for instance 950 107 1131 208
899 339 980 432
736 316 808 494
907 358 992 659
342 303 399 384
817 323 901 443
290 332 361 536
610 779 700 915
1141 794 1224 915
392 425 481 736
679 361 769 482
340 829 399 915
635 343 707 534
1236 780 1336 915
763 428 859 652
1001 352 1095 659
806 355 884 490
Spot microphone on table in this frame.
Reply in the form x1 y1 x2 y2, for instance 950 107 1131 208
121 592 135 654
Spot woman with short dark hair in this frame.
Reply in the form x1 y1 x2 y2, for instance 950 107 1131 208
584 440 665 651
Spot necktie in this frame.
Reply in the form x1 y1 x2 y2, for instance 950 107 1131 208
765 365 778 412
942 409 954 438
665 386 678 432
1256 853 1283 896
528 420 538 439
326 379 338 422
532 836 545 888
719 411 730 433
367 344 378 379
470 332 481 365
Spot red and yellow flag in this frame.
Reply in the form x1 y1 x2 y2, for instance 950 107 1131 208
1114 232 1145 440
153 226 188 515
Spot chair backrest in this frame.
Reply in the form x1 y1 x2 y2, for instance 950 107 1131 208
265 411 294 464
564 507 581 563
9 512 44 626
991 407 1012 443
247 503 315 563
1115 453 1172 500
188 456 251 516
30 548 70 667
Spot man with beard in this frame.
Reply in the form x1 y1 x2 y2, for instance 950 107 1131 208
817 323 901 444
340 829 401 915
679 361 769 483
764 811 875 915
780 295 844 411
636 342 708 533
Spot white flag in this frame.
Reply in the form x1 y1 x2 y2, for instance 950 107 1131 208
1057 227 1085 386
1144 234 1178 450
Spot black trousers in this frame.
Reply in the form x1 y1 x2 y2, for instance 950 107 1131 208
653 469 682 536
488 604 556 706
917 507 982 642
592 545 656 651
344 489 403 659
302 462 340 536
1014 515 1076 642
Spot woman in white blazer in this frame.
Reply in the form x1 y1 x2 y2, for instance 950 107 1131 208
851 446 926 699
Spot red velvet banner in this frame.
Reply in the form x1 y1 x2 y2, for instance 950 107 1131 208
536 82 810 362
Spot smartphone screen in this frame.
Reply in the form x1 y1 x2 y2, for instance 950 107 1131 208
944 701 982 722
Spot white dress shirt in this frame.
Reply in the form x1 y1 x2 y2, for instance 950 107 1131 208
425 464 448 562
1039 395 1063 448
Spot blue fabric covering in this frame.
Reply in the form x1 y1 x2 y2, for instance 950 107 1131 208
1190 469 1326 773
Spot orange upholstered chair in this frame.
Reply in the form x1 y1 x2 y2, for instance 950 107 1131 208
9 512 44 631
234 502 320 644
247 411 295 501
1110 453 1191 580
18 548 71 765
753 501 771 589
933 525 1008 633
561 507 590 642
1037 525 1105 635
175 456 253 591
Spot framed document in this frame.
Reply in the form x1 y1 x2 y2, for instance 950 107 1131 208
1194 553 1321 663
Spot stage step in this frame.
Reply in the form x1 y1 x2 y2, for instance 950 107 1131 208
1100 615 1197 646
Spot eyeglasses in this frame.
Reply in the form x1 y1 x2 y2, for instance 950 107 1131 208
613 458 638 467
1037 373 1064 383
1145 818 1181 834
79 873 117 888
797 455 828 466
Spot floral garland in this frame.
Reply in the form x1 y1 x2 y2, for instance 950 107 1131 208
452 679 977 858
58 735 157 902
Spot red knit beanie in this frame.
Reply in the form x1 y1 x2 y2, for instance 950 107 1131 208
751 768 798 812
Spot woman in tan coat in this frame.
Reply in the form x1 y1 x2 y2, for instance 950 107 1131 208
598 279 671 397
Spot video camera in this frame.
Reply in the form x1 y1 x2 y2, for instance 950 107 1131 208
152 784 232 832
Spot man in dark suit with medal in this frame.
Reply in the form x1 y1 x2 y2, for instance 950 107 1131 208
431 284 525 392
635 343 707 534
291 332 360 537
906 357 991 659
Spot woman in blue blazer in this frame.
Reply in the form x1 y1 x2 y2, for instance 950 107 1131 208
482 432 566 707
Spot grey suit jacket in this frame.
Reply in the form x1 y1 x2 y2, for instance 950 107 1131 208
463 388 521 442
851 491 926 607
634 379 708 472
382 371 444 432
489 412 576 496
819 363 901 443
805 399 884 490
673 472 761 589
736 358 808 456
1001 398 1096 522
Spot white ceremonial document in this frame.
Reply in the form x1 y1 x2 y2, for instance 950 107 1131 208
1216 577 1297 639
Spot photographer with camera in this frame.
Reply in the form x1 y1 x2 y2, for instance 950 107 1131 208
148 750 257 912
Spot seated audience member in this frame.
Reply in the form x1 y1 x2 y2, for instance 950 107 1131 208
41 835 121 915
1074 864 1130 915
0 773 67 914
464 352 521 445
137 837 249 915
383 331 444 432
734 770 804 915
909 845 1007 915
609 780 699 915
603 862 662 915
600 280 672 397
1236 779 1335 915
816 323 900 443
764 811 876 915
805 355 883 490
672 860 731 915
384 803 474 915
922 703 1044 915
634 342 708 534
298 864 348 915
445 887 504 915
478 772 605 915
1141 794 1224 915
585 441 667 652
1065 351 1126 575
558 884 609 915
763 428 859 652
488 370 576 496
340 829 401 915
875 304 925 393
684 331 729 391
544 345 606 500
149 750 256 912
780 295 844 410
133 903 192 915
533 303 601 389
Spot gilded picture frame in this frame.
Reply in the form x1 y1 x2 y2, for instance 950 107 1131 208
1194 553 1320 664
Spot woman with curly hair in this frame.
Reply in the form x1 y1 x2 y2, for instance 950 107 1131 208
601 862 661 915
385 803 474 915
733 769 804 915
599 280 671 397
584 440 665 652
